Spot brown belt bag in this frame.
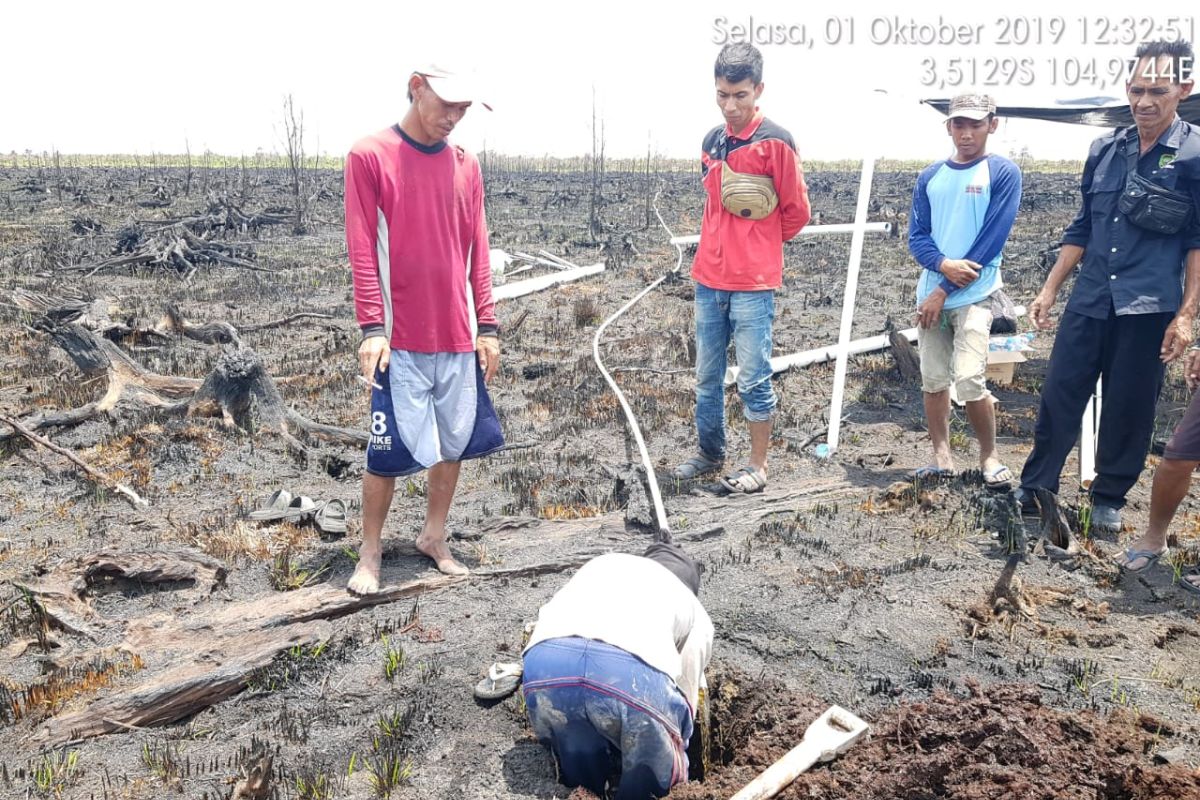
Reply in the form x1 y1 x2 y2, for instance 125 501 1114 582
720 161 779 220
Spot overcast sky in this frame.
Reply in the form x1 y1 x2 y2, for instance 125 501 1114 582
4 0 1192 161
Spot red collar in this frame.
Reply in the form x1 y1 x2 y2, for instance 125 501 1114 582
726 109 764 140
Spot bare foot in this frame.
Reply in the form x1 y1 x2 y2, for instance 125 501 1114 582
347 542 382 594
933 450 955 472
415 530 470 576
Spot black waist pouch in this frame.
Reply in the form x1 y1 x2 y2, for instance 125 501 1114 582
1119 172 1193 234
1119 140 1193 235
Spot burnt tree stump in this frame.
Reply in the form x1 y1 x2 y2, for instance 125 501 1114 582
889 330 921 385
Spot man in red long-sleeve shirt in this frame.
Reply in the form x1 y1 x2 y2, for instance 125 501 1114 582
673 43 811 494
344 65 504 593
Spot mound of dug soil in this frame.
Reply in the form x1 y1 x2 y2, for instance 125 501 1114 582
675 671 1200 800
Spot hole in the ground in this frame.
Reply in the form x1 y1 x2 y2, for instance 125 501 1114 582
674 675 1200 800
688 664 829 784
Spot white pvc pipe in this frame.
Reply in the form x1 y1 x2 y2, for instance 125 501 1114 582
1079 377 1102 487
724 306 1028 386
668 221 891 247
826 158 878 453
493 262 605 301
725 329 914 386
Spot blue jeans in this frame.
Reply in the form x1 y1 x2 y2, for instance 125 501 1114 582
523 637 693 799
694 283 777 461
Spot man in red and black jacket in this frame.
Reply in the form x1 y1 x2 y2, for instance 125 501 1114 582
673 43 811 494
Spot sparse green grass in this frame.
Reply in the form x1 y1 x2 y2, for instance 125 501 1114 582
32 750 79 797
375 703 418 742
245 641 332 693
364 701 424 797
382 636 406 681
1078 499 1093 541
366 748 412 798
270 548 330 591
142 739 182 786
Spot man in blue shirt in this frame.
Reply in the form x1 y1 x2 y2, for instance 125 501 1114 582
1019 40 1200 534
908 93 1022 487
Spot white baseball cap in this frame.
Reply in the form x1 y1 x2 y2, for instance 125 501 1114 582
413 64 493 111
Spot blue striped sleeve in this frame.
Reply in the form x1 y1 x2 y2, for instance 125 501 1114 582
908 163 944 271
961 155 1022 268
908 162 956 294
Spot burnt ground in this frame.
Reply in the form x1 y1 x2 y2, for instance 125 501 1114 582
0 159 1198 799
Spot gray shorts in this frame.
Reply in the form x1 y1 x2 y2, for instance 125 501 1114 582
366 350 477 474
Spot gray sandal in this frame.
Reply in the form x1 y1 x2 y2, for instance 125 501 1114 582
720 467 767 494
672 454 723 480
1180 567 1200 597
313 499 347 535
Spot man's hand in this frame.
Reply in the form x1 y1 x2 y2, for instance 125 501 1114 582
477 335 500 382
917 288 947 329
1187 348 1200 391
1029 287 1058 331
1161 313 1194 364
939 259 981 288
358 335 390 382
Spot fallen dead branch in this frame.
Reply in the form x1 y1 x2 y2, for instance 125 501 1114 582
26 549 615 744
240 311 335 333
0 413 150 509
155 304 337 346
157 303 240 345
150 196 291 234
13 548 228 638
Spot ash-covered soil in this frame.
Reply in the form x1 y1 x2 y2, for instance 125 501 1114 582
0 160 1197 799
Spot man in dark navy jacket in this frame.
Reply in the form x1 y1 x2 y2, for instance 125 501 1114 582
1019 40 1200 534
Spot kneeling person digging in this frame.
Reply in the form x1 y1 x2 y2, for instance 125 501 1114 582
522 544 713 799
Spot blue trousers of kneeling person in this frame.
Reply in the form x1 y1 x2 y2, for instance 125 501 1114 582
522 637 694 799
